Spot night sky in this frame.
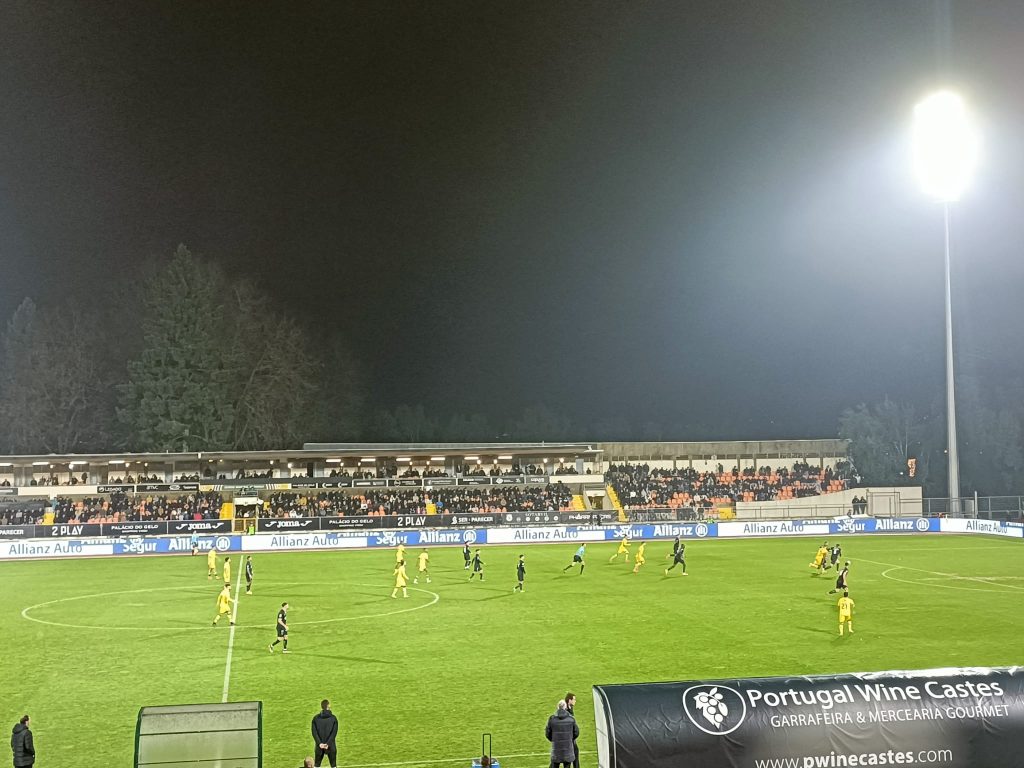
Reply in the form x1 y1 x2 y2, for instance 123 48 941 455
2 1 1023 438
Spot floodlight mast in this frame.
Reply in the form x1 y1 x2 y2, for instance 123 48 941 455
912 90 978 509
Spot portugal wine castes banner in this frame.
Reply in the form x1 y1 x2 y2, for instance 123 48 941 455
592 667 1024 768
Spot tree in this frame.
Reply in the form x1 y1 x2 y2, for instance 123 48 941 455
442 412 493 442
509 404 571 442
0 299 115 453
957 377 1024 496
118 246 235 451
221 280 321 450
838 398 936 488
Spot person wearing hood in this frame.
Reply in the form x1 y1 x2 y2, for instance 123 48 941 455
545 700 578 768
11 715 34 768
311 700 339 768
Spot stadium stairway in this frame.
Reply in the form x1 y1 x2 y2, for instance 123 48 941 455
572 493 586 511
606 483 627 521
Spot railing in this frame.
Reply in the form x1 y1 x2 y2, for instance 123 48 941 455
627 498 1024 522
0 510 610 539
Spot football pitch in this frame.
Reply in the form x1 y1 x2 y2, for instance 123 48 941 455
4 534 1022 768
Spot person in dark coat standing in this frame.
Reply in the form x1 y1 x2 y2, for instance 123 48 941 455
545 700 578 768
10 715 34 768
564 692 580 768
311 700 339 768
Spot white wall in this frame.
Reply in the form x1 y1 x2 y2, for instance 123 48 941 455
734 487 923 520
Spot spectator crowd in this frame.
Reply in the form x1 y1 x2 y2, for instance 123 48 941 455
607 461 853 511
267 483 574 517
0 491 224 526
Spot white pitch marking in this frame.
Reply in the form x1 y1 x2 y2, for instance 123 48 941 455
20 584 440 630
221 574 244 702
880 567 1024 594
859 556 1024 591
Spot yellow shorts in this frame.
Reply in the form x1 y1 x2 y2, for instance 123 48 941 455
635 557 646 565
839 614 852 623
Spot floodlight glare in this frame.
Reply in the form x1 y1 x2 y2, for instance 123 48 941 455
912 91 979 202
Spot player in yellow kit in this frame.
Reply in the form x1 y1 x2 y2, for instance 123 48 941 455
223 556 232 584
414 549 431 584
391 559 409 598
207 547 218 580
837 590 854 635
212 584 235 626
809 541 828 574
631 541 647 574
396 543 407 563
608 536 631 563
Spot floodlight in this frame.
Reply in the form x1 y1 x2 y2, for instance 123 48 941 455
912 91 979 202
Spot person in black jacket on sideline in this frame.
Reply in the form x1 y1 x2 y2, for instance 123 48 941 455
311 700 339 768
564 693 580 768
11 715 34 768
545 700 578 768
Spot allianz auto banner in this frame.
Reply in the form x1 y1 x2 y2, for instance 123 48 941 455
593 667 1024 768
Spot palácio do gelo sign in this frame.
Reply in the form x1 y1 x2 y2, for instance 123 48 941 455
592 667 1024 768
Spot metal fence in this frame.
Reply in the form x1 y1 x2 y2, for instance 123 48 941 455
627 497 1024 523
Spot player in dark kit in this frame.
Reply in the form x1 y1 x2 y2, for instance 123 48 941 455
828 561 850 594
463 543 472 570
244 555 254 595
829 543 842 570
468 550 485 581
666 535 682 560
268 601 290 654
514 554 526 592
665 543 688 575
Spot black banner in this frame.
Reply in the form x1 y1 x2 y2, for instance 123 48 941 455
318 478 353 488
525 475 549 485
287 478 321 489
422 476 457 486
458 476 492 486
380 514 437 528
42 523 103 537
137 482 200 493
491 476 526 485
352 478 388 488
321 516 379 530
447 513 501 526
593 667 1024 768
0 525 35 538
210 477 274 488
393 478 423 487
107 521 167 536
257 517 319 532
166 520 232 534
97 484 133 493
0 487 19 496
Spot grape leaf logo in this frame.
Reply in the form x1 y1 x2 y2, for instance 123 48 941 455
682 684 747 735
694 687 728 728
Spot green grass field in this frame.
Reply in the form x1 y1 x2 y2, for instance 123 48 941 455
3 534 1023 768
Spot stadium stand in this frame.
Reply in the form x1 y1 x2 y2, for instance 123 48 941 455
267 483 575 517
7 492 225 525
606 461 852 510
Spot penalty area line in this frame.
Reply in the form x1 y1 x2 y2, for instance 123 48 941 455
222 575 244 702
859 556 1024 591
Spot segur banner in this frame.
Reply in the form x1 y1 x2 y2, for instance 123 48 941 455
592 667 1024 768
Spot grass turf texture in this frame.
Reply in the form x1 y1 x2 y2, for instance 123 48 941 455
3 534 1022 767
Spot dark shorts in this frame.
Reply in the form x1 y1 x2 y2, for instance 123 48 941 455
277 626 287 638
572 555 583 563
835 578 846 589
